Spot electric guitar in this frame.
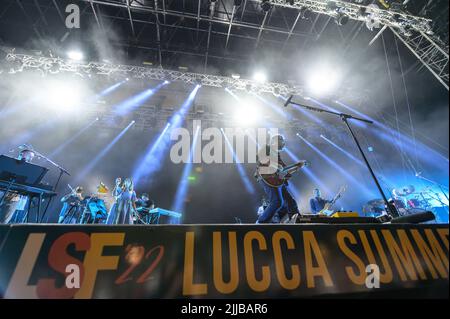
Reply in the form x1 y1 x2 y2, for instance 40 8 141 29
258 160 309 187
318 185 347 215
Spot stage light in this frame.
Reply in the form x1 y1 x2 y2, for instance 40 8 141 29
307 67 339 95
300 6 312 19
253 71 267 83
164 80 170 85
234 105 260 126
336 13 349 26
43 81 82 112
261 0 272 12
67 50 84 61
114 81 167 115
231 73 241 79
126 78 130 81
326 1 338 12
93 80 128 100
133 85 201 185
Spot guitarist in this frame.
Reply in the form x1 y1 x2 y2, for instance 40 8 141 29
309 188 332 214
255 135 304 224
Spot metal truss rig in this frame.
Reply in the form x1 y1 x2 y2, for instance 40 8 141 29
3 51 305 96
390 27 449 90
79 0 433 34
267 0 433 34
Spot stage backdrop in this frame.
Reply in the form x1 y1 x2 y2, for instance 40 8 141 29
0 224 448 298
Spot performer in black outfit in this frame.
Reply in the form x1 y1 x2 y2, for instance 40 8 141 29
135 193 155 224
309 188 331 214
58 186 84 224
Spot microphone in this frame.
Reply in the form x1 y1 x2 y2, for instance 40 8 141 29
284 95 293 107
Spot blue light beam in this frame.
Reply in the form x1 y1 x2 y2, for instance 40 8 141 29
74 121 135 183
172 125 201 213
221 129 256 195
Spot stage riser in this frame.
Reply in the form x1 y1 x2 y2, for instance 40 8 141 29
0 224 448 299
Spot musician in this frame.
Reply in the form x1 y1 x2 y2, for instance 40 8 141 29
106 177 123 224
309 188 332 214
58 186 84 224
135 193 155 224
115 178 137 224
256 197 280 223
17 147 36 163
255 135 301 224
0 146 36 224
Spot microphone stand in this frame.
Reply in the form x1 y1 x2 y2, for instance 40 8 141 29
285 96 399 218
33 149 71 222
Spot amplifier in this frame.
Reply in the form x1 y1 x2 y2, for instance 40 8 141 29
330 211 360 218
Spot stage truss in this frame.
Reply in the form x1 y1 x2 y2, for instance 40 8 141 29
1 50 303 95
390 28 449 90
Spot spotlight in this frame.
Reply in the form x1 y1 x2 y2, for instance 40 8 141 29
234 104 260 126
260 0 272 12
357 7 368 18
299 7 312 19
326 1 338 12
43 81 82 112
253 71 267 83
231 73 241 79
336 12 349 26
307 67 339 95
126 78 130 81
164 80 170 85
67 50 84 61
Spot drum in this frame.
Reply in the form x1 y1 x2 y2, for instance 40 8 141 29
407 198 422 209
391 198 406 209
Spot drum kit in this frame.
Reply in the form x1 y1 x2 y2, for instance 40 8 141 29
364 185 437 217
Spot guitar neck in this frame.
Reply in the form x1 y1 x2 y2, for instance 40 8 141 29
281 161 303 172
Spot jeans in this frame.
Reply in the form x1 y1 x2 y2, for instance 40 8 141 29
257 180 299 223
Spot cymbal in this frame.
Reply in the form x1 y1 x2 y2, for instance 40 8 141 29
393 185 416 196
367 199 385 206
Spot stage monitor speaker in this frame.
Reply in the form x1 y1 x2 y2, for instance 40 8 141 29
390 211 436 224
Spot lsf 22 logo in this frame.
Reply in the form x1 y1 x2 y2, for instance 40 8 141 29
4 232 164 299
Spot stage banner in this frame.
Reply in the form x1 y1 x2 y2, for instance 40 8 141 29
0 224 448 299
